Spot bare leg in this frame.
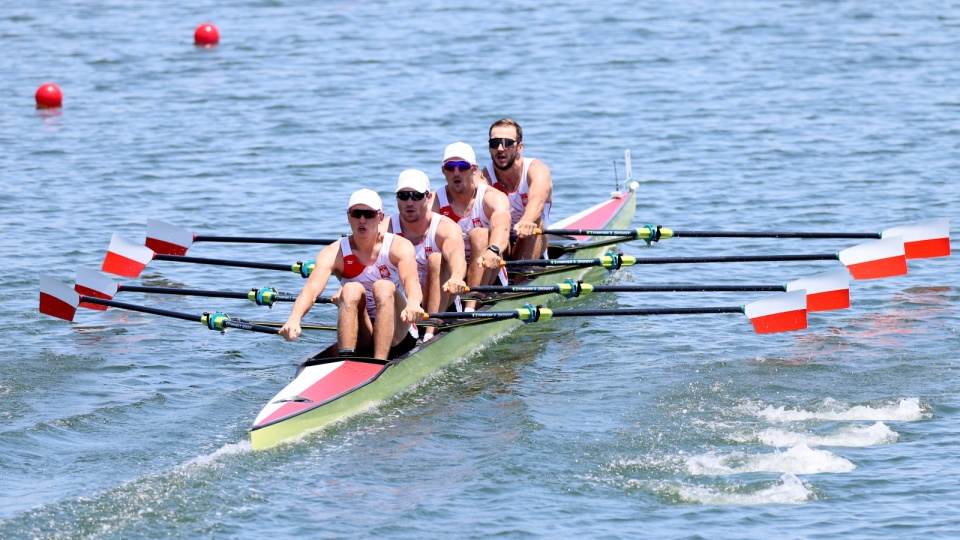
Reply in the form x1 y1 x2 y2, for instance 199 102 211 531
337 282 373 353
510 233 547 260
371 280 398 360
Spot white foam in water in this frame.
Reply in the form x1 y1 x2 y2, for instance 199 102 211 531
751 397 927 423
674 473 814 505
685 444 855 475
182 440 252 469
758 422 899 448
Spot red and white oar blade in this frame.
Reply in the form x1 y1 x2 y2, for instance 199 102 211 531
838 236 907 280
786 269 850 312
102 234 155 278
75 267 119 311
146 219 194 256
882 218 950 259
744 290 807 334
39 274 80 321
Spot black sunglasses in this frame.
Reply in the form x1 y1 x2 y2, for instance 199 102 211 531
488 137 517 149
396 191 428 201
348 209 380 219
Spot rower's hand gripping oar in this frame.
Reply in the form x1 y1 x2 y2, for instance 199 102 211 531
39 274 281 335
423 290 809 335
101 234 316 279
467 268 851 312
506 237 909 280
75 267 332 310
146 219 340 256
539 217 950 260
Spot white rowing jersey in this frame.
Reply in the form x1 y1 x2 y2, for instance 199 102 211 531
339 233 404 318
488 157 551 231
436 182 490 260
389 212 441 287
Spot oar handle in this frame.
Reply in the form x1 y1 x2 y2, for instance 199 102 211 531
193 235 339 245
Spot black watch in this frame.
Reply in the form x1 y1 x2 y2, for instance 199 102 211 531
486 244 501 256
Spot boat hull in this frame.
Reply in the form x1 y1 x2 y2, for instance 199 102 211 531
251 187 638 450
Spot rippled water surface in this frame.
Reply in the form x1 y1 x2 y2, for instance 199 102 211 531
2 1 959 538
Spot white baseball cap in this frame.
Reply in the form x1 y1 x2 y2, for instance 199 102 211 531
346 188 383 211
442 142 477 166
396 169 431 193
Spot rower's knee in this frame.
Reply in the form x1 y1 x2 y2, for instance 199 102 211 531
468 227 489 251
340 282 366 306
371 280 397 304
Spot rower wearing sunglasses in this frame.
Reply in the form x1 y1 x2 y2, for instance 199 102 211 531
481 118 554 260
279 189 424 360
434 142 512 311
382 169 467 341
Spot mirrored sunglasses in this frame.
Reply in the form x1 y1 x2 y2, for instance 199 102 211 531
443 160 472 172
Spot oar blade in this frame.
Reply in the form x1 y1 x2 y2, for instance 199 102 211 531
838 237 907 280
102 234 154 278
882 218 951 259
146 219 194 256
786 269 850 312
744 290 807 334
75 267 119 310
39 274 80 321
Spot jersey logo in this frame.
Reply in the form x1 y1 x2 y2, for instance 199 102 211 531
521 193 528 205
472 217 482 228
439 206 460 223
424 247 434 255
378 265 391 278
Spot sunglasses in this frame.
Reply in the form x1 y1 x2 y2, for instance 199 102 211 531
443 160 472 172
396 191 428 201
348 209 380 219
488 137 517 149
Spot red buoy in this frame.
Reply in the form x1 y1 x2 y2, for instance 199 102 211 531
35 83 63 108
194 23 220 46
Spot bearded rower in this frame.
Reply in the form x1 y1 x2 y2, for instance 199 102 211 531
280 189 424 360
481 118 554 260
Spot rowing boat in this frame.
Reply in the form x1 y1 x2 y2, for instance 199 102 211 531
249 181 641 449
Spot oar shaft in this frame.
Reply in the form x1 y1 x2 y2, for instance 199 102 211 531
594 284 785 293
552 307 745 316
78 296 280 335
154 254 297 273
669 230 880 239
193 235 338 245
632 254 838 264
117 285 251 300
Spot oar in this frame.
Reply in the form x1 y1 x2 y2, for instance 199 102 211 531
505 237 909 280
75 267 330 310
466 269 850 312
424 290 809 334
539 217 950 259
100 234 315 278
39 274 281 335
146 219 340 255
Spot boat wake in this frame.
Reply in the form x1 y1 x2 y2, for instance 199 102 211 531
744 397 928 423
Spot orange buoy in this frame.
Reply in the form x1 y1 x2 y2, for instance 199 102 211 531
194 23 220 46
35 83 63 108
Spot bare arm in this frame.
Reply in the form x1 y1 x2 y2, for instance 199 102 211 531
515 160 553 237
390 236 425 323
436 215 467 294
280 242 342 341
479 189 512 268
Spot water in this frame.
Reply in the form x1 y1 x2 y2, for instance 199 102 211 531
2 1 959 537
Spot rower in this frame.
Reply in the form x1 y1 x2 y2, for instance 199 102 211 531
433 142 512 311
480 118 554 260
383 169 467 341
279 189 424 360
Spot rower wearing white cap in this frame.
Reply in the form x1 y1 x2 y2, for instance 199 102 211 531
433 142 512 310
481 118 554 260
280 189 424 360
383 169 466 341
